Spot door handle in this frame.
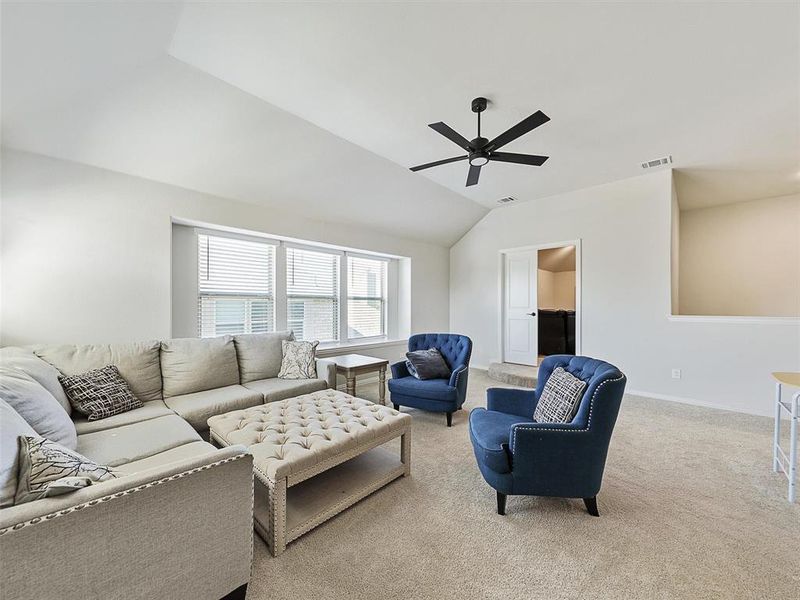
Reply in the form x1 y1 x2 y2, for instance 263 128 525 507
527 312 536 317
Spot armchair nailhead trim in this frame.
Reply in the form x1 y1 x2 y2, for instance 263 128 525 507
0 453 249 536
510 374 626 453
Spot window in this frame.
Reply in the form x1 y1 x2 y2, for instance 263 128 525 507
187 225 401 345
286 247 340 342
347 255 387 339
198 234 275 337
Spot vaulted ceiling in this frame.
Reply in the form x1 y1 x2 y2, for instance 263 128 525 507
2 2 798 242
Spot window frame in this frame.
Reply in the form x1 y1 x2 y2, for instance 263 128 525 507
345 252 389 342
194 229 395 345
196 231 277 338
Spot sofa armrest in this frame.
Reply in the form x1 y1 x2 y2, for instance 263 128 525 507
316 358 337 388
0 445 254 600
486 387 538 418
390 360 410 379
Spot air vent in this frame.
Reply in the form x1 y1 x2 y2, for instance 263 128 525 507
641 155 673 169
497 196 516 204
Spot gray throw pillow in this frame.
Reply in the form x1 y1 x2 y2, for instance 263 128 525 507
277 340 319 380
0 399 38 507
15 436 118 505
533 366 588 423
59 365 143 421
405 348 451 380
0 367 77 449
0 347 72 414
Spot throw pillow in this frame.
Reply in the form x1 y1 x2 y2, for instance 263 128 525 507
59 365 143 421
0 367 77 449
405 348 451 380
0 400 38 507
405 360 421 379
533 366 588 423
0 347 72 414
15 436 118 505
278 340 319 380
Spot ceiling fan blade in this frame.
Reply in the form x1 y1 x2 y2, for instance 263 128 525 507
429 122 473 151
490 152 549 166
487 110 550 151
466 164 481 187
410 155 468 172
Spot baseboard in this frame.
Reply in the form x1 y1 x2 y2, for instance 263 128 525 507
626 388 771 418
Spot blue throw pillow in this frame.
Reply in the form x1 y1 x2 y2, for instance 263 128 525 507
405 348 451 380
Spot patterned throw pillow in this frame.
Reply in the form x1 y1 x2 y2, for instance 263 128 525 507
405 360 420 379
278 340 319 380
15 436 118 505
533 367 588 423
59 365 143 421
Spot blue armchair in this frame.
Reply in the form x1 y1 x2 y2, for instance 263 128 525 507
469 355 627 516
388 333 472 427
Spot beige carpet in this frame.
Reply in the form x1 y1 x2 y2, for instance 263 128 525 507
247 370 800 599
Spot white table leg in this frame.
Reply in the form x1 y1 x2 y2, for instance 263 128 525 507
789 392 798 503
774 382 782 472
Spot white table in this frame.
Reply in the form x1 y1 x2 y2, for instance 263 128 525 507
772 372 799 503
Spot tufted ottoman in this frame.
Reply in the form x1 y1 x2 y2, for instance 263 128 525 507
208 389 411 556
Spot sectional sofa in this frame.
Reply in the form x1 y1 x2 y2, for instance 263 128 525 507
0 331 336 600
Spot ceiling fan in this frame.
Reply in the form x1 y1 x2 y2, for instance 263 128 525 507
410 97 550 187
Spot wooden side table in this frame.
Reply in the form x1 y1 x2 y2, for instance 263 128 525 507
772 372 799 503
329 354 389 405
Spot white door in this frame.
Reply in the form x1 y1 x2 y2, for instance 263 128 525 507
504 250 538 366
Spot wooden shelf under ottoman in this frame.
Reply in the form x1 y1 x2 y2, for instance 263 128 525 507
208 389 412 556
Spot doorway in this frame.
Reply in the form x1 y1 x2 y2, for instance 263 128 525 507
501 241 580 366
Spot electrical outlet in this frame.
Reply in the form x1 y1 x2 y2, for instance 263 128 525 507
671 369 682 380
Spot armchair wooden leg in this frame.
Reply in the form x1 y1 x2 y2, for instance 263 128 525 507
584 497 599 517
497 491 507 515
446 412 453 427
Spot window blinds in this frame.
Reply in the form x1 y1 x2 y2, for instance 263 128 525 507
197 233 275 337
286 247 340 342
347 255 387 339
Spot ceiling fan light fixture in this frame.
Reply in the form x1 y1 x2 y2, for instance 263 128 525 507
469 154 489 167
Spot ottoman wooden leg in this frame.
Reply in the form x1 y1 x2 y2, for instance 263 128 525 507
401 430 412 476
268 477 287 557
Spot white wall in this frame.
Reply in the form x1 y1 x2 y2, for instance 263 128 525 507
679 193 800 317
450 169 800 416
1 150 449 365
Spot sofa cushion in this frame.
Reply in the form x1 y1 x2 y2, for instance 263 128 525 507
387 376 457 402
468 408 533 474
15 436 118 505
0 367 77 449
115 441 218 475
73 400 173 435
234 331 294 383
76 415 201 467
160 337 239 398
0 399 38 507
243 377 328 403
34 341 163 402
163 385 262 430
0 347 71 414
59 365 144 421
